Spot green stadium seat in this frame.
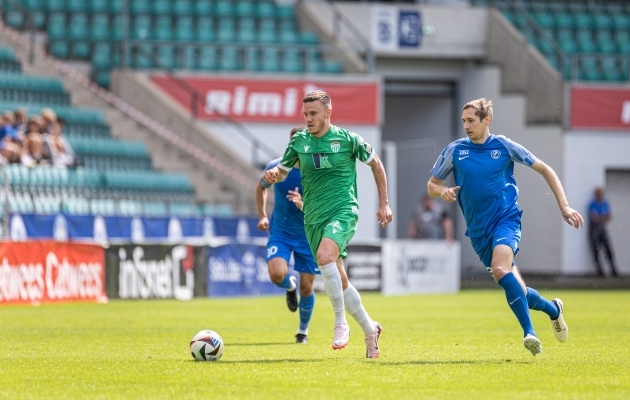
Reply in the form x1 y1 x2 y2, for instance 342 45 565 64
89 0 108 13
0 47 16 61
144 201 168 216
567 3 586 14
244 47 258 71
173 0 193 15
573 13 592 30
612 15 630 32
71 41 90 59
217 18 235 42
300 32 319 45
47 13 66 39
537 36 555 55
215 1 234 17
279 30 298 44
64 197 90 215
554 12 573 30
25 0 45 11
215 204 232 216
601 57 621 81
576 31 596 53
108 0 123 13
237 18 256 43
548 2 565 14
219 46 239 71
175 17 194 41
132 15 152 39
50 40 69 59
5 11 24 29
593 14 613 30
596 31 616 53
236 1 255 18
69 13 89 40
322 60 343 74
112 15 122 40
194 0 213 15
67 0 86 12
256 2 275 19
170 202 195 216
134 44 154 69
119 199 142 216
154 16 173 40
130 0 150 15
92 42 112 68
152 0 172 14
90 14 110 40
605 4 623 15
46 0 66 12
276 5 295 20
181 46 195 69
261 47 279 72
197 46 217 70
196 17 214 42
258 19 277 43
156 45 175 69
93 69 111 87
282 48 303 73
529 1 547 13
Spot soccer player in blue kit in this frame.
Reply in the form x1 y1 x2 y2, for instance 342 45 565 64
256 127 319 344
428 98 585 356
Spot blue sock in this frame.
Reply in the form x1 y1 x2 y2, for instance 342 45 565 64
498 272 536 337
526 287 560 320
298 293 315 332
275 275 293 290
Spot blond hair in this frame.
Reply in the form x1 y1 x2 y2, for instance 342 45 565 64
463 98 493 121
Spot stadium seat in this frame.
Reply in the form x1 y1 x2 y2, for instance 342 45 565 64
130 0 151 15
197 46 217 70
175 17 195 42
593 14 613 31
533 12 554 29
258 19 277 43
134 44 154 69
576 31 597 53
47 13 66 39
71 41 91 60
154 16 173 40
573 13 592 30
236 1 255 18
276 5 295 20
88 0 108 13
300 32 319 45
217 18 236 42
256 2 275 19
244 48 259 71
237 18 256 43
617 31 630 53
156 45 175 70
282 48 303 73
108 0 123 14
152 0 172 15
554 12 573 30
45 0 66 12
194 0 213 15
69 14 89 40
67 0 87 12
132 15 152 39
173 0 193 15
612 15 630 31
215 1 235 17
219 46 239 71
5 11 24 29
90 14 110 41
580 56 601 80
596 31 616 53
196 17 215 42
261 48 279 72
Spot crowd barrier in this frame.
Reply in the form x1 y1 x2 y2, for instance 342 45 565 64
0 236 460 306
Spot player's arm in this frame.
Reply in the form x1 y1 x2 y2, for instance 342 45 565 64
531 159 584 229
427 176 460 203
286 187 303 211
367 154 393 227
255 182 270 231
262 167 288 184
264 139 298 184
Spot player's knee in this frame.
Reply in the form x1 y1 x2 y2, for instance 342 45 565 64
491 263 511 280
267 268 284 284
316 249 336 266
299 282 313 297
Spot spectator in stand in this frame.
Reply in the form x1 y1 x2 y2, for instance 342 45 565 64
46 117 75 168
40 108 60 135
13 108 27 135
408 194 454 243
0 112 21 164
588 187 619 277
22 117 48 167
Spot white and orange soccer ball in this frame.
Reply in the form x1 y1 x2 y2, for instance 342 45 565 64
189 330 224 361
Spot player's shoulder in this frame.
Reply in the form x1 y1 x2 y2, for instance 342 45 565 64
263 157 282 171
444 138 468 151
289 129 310 143
328 125 355 140
491 134 517 148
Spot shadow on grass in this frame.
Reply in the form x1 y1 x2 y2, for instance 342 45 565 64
379 359 533 366
226 342 295 347
190 359 323 364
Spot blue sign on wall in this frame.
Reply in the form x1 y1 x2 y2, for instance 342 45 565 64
399 11 421 47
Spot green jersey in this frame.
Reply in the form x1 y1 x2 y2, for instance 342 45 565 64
278 125 375 225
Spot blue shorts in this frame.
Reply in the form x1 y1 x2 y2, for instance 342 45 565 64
266 232 320 275
470 216 521 273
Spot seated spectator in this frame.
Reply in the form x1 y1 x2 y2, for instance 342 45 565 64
46 117 75 168
0 111 20 142
22 117 51 167
13 108 27 135
40 108 60 135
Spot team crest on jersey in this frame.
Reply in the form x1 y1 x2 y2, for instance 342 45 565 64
491 150 501 159
331 141 340 153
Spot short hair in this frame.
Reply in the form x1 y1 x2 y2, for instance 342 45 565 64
290 126 305 137
463 98 493 121
303 90 332 109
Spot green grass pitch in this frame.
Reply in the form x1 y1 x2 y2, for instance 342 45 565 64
1 290 629 399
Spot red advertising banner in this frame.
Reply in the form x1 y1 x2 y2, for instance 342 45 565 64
150 75 380 124
0 241 106 305
571 86 630 130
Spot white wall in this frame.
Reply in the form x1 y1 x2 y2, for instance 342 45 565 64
204 122 382 242
562 131 630 275
458 64 565 274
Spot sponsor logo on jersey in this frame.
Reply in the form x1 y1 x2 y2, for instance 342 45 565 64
459 150 469 155
312 153 333 169
491 150 501 159
331 141 340 152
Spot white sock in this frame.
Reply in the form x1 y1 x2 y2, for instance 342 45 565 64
287 275 297 291
319 262 347 325
296 328 308 335
343 283 375 335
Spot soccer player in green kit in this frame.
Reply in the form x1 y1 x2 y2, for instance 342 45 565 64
263 90 393 358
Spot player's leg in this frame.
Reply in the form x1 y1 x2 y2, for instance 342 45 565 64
315 237 350 349
590 229 605 276
601 231 619 277
266 238 297 312
292 241 319 344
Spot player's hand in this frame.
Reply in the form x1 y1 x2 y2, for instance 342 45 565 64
287 187 303 211
257 216 269 231
561 206 584 229
376 204 393 228
441 186 460 203
262 167 280 184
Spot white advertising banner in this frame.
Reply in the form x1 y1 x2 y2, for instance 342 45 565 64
371 5 398 51
381 240 460 295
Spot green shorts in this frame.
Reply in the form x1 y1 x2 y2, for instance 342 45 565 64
305 211 358 260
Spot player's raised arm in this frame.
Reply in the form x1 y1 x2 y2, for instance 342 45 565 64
530 159 584 229
367 154 393 227
427 176 460 203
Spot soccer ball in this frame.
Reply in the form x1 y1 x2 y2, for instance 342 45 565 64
189 330 224 361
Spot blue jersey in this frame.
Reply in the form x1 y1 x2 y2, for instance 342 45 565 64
431 134 536 238
261 158 307 239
